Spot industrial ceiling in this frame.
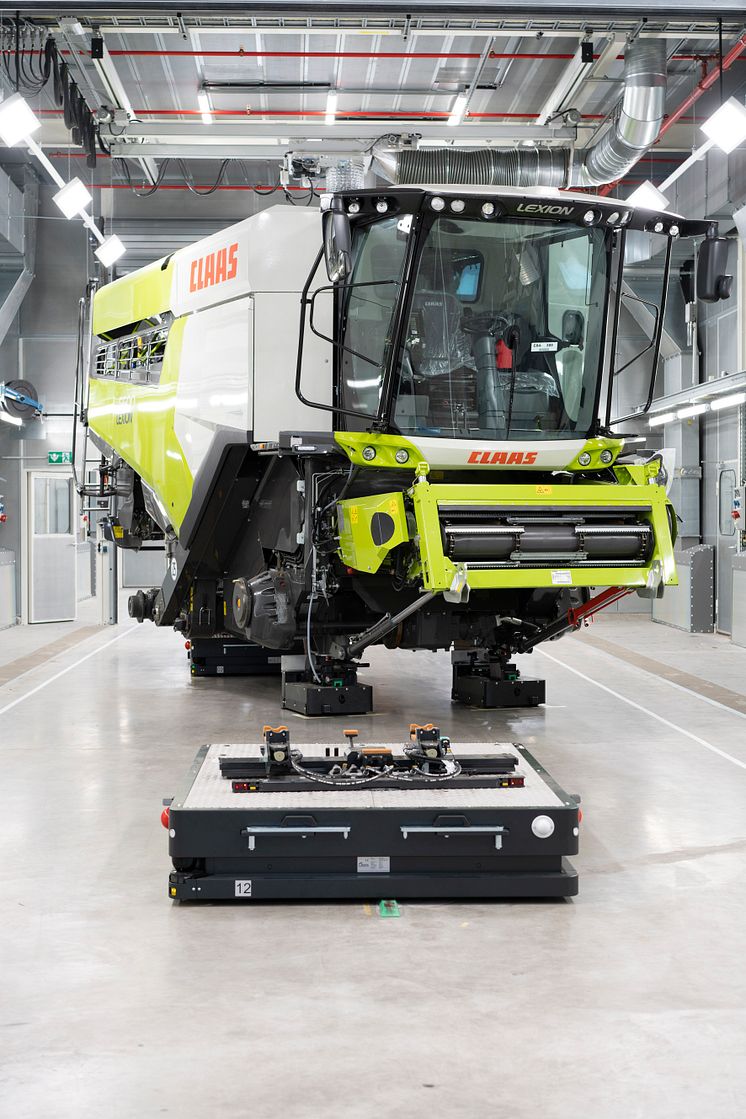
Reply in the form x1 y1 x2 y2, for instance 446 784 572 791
1 6 745 207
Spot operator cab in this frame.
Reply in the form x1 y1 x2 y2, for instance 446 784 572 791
306 185 723 446
343 207 599 438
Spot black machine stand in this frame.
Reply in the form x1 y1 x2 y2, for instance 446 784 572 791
188 637 282 678
451 648 545 708
185 641 541 715
281 655 374 717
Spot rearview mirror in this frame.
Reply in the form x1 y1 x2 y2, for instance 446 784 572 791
322 204 352 283
697 234 733 303
562 309 585 346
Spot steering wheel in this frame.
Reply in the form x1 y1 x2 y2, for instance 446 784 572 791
460 312 512 339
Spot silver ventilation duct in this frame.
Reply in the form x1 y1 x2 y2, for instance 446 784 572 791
373 145 569 188
574 39 666 187
373 39 667 191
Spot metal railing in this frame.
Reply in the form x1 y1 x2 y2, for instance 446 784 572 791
93 320 171 383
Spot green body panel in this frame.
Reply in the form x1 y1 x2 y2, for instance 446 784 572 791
93 257 173 337
566 436 624 470
337 491 409 574
335 431 426 470
87 315 194 530
338 465 676 593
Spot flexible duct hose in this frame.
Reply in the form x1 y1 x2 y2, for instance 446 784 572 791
387 145 568 188
576 39 666 186
372 38 667 191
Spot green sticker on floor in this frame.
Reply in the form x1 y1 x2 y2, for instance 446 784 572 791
378 899 400 918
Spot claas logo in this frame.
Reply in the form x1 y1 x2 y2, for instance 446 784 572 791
189 242 239 292
467 450 538 465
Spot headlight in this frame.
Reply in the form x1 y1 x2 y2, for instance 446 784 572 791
578 451 592 466
600 449 613 464
395 448 409 464
362 445 376 461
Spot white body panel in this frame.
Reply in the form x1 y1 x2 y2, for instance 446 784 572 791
165 206 332 467
171 207 322 315
174 297 253 476
253 291 333 441
409 436 586 470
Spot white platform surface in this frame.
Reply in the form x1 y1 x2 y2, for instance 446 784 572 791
180 741 566 810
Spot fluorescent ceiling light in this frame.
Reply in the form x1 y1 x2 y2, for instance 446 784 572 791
648 412 676 427
325 91 338 127
53 177 93 219
701 96 746 155
0 93 41 146
95 233 126 268
709 391 746 411
626 179 670 210
0 409 23 426
197 91 213 125
677 403 707 419
447 92 469 128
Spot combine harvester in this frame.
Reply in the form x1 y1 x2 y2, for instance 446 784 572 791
81 38 732 898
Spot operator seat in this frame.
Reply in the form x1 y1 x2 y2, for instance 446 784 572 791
409 290 471 378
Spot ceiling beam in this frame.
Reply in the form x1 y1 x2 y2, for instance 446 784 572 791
103 121 577 143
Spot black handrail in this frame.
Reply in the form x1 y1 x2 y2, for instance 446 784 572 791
294 248 398 424
611 235 673 426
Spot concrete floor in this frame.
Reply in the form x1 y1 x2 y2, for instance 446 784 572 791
1 612 746 1118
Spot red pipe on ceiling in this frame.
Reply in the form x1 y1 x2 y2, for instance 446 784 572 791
598 30 746 196
656 30 746 140
11 47 743 64
99 47 746 62
109 49 486 59
38 107 611 120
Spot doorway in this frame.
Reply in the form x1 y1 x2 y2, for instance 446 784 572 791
26 471 77 623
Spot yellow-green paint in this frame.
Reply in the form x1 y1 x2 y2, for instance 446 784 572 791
566 436 625 470
334 431 423 470
87 315 194 529
93 256 174 338
411 476 676 592
338 469 676 594
335 430 625 472
337 491 409 573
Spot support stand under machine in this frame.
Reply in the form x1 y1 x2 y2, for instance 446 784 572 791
164 724 579 902
278 650 545 718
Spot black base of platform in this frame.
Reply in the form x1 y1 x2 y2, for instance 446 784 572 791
452 674 546 708
169 860 578 901
189 638 282 678
282 678 374 716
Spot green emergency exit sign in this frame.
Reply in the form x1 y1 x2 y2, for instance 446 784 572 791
48 451 72 465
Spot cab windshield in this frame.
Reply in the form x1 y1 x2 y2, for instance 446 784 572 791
339 213 609 440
